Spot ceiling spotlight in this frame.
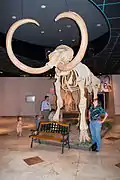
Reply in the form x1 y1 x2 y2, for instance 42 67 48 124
12 16 16 19
58 29 62 32
0 71 3 74
66 25 71 28
60 39 63 42
20 74 29 77
41 31 44 34
97 23 101 27
41 5 46 8
72 39 75 42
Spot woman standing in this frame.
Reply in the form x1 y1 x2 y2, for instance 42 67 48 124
89 99 108 152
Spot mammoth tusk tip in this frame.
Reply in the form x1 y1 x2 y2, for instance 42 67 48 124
55 17 61 22
36 22 40 26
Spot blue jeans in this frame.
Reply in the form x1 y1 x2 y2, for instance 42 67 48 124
90 121 102 151
35 120 40 130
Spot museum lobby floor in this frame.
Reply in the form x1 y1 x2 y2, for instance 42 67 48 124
0 117 120 180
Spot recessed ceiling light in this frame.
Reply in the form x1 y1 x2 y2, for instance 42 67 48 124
72 39 75 42
97 23 101 27
58 29 62 32
20 74 29 77
12 16 16 19
60 39 63 42
0 71 3 74
41 31 44 34
41 5 46 8
66 25 71 28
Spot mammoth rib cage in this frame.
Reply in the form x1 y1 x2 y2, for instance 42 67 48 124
61 70 79 91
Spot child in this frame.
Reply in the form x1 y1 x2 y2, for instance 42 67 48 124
35 115 40 130
17 116 23 137
89 99 108 152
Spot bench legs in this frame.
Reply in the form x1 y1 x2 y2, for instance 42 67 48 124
61 135 70 154
38 139 41 144
31 136 70 154
30 138 41 148
31 138 33 148
67 136 70 149
62 137 64 154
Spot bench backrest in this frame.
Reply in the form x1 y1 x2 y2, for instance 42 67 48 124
39 121 70 135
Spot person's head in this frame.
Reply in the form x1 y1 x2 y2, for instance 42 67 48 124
35 115 39 119
35 115 41 120
45 96 49 101
93 98 102 107
17 116 22 121
92 98 98 107
104 83 108 89
90 100 93 105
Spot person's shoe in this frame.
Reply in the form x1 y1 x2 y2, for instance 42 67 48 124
89 143 97 151
95 150 100 152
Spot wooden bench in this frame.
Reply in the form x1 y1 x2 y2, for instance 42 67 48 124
29 121 70 154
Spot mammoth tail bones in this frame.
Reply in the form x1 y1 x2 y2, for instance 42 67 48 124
6 11 100 142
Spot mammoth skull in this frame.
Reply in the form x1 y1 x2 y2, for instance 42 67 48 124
6 11 88 74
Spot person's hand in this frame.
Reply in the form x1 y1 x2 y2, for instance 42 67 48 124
98 121 103 124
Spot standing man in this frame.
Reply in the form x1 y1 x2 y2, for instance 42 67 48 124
89 98 108 152
41 96 51 121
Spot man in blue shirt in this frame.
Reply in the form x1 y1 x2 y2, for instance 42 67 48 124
89 98 108 152
41 96 51 121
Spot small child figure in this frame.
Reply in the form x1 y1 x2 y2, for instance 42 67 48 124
17 116 23 137
35 115 40 130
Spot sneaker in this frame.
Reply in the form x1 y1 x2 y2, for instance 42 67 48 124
95 150 100 152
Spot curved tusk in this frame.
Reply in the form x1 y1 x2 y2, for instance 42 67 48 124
55 11 88 71
6 19 51 74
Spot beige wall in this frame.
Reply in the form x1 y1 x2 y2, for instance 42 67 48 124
0 77 54 116
106 91 114 117
0 76 116 117
112 75 120 115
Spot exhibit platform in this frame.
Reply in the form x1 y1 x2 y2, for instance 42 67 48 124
0 116 113 150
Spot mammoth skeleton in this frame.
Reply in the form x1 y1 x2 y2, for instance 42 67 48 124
6 11 100 142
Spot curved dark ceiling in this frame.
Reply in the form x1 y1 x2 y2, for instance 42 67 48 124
0 0 109 47
1 0 120 76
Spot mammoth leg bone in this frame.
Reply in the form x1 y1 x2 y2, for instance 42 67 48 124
78 81 90 142
53 75 63 121
93 86 98 100
92 76 100 99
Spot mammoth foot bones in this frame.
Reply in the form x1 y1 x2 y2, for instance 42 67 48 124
79 130 90 142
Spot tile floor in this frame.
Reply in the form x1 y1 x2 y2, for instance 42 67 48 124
0 117 120 180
